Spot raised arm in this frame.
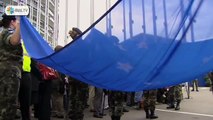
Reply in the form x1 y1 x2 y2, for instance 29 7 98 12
10 20 21 46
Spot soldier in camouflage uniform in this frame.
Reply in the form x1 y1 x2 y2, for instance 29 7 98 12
167 85 183 110
68 77 88 120
143 90 158 119
68 28 88 120
51 45 65 118
108 91 125 120
0 14 22 119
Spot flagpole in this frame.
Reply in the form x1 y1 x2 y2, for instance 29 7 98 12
108 0 112 36
190 23 195 42
163 0 168 39
142 0 146 34
64 0 68 44
152 0 157 36
77 0 80 28
190 10 195 42
123 0 126 40
180 0 186 42
129 0 133 38
106 0 109 35
90 0 94 25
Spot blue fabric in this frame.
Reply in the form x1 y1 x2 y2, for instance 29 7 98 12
20 16 54 58
21 0 213 91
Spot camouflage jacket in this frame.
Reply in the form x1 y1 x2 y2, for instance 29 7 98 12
0 28 23 78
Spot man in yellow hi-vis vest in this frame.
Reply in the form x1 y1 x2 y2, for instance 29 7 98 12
18 43 32 120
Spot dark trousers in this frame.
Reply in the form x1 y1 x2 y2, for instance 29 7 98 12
31 91 39 118
192 80 199 91
38 81 52 120
19 72 32 120
93 88 103 116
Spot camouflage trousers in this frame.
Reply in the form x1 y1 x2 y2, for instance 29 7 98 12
143 90 157 111
68 80 88 120
0 67 20 120
51 80 64 117
167 85 183 102
108 91 124 117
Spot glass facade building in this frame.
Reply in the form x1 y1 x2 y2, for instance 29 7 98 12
0 0 59 47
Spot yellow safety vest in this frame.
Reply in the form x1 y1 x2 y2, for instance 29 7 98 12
22 44 31 72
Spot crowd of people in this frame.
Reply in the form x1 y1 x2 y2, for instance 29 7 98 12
1 13 213 120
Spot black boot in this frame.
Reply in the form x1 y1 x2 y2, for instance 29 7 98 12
167 105 175 109
175 100 181 110
150 110 158 119
167 96 175 109
167 102 175 109
111 115 116 120
145 109 150 119
136 102 142 110
123 107 129 112
115 116 121 120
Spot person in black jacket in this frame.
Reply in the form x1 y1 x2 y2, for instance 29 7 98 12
30 59 41 118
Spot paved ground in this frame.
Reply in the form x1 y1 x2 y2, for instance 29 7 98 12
31 87 213 120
